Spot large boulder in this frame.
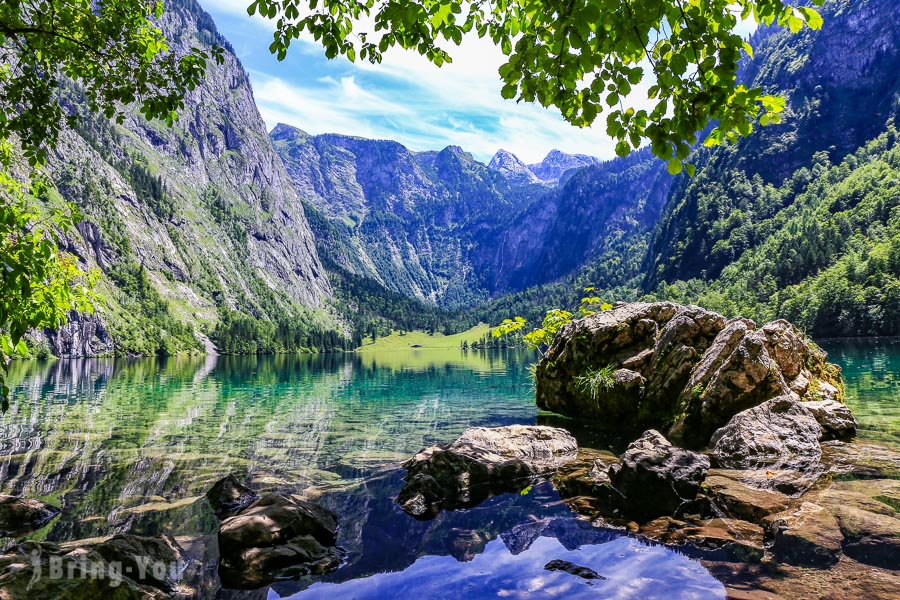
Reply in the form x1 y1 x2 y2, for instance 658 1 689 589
0 495 60 536
607 430 709 520
709 397 823 482
397 425 577 519
217 493 341 589
533 303 846 448
535 302 723 429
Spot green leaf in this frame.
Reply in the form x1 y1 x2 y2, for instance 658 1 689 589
667 159 683 175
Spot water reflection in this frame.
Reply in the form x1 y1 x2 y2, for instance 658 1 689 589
0 348 779 596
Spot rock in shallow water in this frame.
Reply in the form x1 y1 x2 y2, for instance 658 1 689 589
218 493 342 589
0 534 183 598
533 302 846 449
607 430 709 520
206 474 259 519
0 495 60 536
397 425 577 520
802 399 857 440
709 396 823 474
768 502 844 567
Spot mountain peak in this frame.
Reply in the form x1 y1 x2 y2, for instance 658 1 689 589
529 149 599 182
270 122 311 142
487 149 539 185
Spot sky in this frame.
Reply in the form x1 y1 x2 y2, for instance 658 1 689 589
199 0 755 164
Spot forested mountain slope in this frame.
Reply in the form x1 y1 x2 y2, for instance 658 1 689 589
38 0 339 356
643 0 900 336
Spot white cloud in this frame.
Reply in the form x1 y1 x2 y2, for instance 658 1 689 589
200 0 757 163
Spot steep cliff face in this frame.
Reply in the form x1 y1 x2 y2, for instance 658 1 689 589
273 124 544 307
42 0 333 355
491 148 671 293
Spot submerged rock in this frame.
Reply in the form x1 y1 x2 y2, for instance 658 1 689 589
607 430 709 520
701 472 792 522
0 495 60 536
0 535 183 598
533 302 846 448
544 559 606 580
768 502 844 567
397 425 577 520
640 516 765 561
206 474 259 519
218 493 342 589
709 396 823 475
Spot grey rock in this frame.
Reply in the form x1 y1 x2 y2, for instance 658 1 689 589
607 430 710 520
709 396 823 478
534 302 848 450
803 399 857 440
397 425 577 519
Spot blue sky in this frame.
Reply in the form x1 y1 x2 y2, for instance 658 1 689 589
199 1 755 164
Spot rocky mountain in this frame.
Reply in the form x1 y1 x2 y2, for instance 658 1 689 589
272 124 551 307
487 149 540 185
35 0 339 356
528 150 600 183
272 125 661 308
485 148 601 185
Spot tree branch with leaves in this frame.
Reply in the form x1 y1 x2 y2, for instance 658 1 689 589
252 0 824 173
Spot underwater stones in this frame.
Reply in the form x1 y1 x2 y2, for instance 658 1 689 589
533 302 848 450
90 534 186 593
827 502 900 570
206 474 259 519
768 502 844 567
544 559 606 580
607 430 709 520
640 516 765 561
0 536 183 599
701 473 792 523
397 425 577 520
217 493 341 589
0 495 60 536
709 396 823 473
802 399 857 440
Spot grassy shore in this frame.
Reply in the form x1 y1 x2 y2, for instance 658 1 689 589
356 323 493 351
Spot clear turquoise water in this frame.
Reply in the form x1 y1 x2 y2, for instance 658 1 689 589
0 342 896 597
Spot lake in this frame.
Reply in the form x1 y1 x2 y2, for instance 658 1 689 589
1 340 897 598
